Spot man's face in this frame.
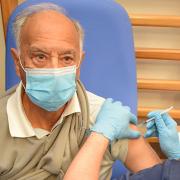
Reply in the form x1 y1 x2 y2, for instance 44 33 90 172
11 10 84 84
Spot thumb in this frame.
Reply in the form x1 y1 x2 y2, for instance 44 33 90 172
130 114 138 125
126 128 141 139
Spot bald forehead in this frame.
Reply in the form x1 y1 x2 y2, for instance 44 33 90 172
23 10 75 28
20 10 80 48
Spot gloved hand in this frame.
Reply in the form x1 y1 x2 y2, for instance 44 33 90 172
145 111 180 159
90 98 141 142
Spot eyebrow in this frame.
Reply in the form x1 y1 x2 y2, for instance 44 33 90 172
60 50 76 56
29 47 49 55
29 47 76 56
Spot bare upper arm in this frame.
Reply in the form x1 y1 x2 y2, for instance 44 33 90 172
125 124 162 172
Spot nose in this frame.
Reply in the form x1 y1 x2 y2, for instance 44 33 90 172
50 56 60 68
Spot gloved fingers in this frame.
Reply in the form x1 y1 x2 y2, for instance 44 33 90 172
153 113 167 132
130 114 138 125
161 113 177 127
101 98 116 111
146 120 155 129
113 101 123 107
148 111 176 131
147 112 167 131
125 128 141 139
105 98 123 109
144 130 153 138
122 105 131 112
103 98 114 106
147 110 161 119
151 126 159 137
144 127 157 138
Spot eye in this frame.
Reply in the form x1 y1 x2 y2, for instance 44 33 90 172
34 54 47 62
61 56 74 65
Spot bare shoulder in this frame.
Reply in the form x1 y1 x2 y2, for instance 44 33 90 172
125 124 161 172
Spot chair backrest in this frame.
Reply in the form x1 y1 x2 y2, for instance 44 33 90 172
6 0 137 178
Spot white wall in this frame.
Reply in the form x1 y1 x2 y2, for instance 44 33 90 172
117 0 180 15
117 0 180 110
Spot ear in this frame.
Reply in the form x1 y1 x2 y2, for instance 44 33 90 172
76 51 85 78
80 51 85 65
11 48 21 77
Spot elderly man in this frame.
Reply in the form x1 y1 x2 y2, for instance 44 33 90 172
0 3 160 180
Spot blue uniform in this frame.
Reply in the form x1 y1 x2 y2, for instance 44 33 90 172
114 160 180 180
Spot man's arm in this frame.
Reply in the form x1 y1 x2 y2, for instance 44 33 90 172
125 124 161 172
64 127 161 180
64 132 108 180
64 98 141 179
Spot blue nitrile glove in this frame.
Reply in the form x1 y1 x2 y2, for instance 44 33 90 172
90 98 141 142
144 118 158 138
145 111 180 159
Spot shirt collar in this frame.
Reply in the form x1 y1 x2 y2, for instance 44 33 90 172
7 82 81 139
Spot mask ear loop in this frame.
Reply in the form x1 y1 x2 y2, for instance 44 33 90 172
19 56 27 72
18 56 27 90
75 50 81 83
76 49 83 70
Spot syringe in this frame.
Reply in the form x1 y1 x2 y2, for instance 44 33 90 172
139 106 174 126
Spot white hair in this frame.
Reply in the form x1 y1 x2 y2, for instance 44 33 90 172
13 3 84 50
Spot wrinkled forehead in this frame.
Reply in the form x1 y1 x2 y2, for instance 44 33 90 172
20 10 80 49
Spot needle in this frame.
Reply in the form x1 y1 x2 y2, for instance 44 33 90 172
140 106 174 125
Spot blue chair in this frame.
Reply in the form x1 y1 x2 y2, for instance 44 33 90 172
6 0 137 178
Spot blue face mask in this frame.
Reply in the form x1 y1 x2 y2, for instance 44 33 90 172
20 62 77 111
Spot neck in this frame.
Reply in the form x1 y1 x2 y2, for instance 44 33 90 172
22 90 66 131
